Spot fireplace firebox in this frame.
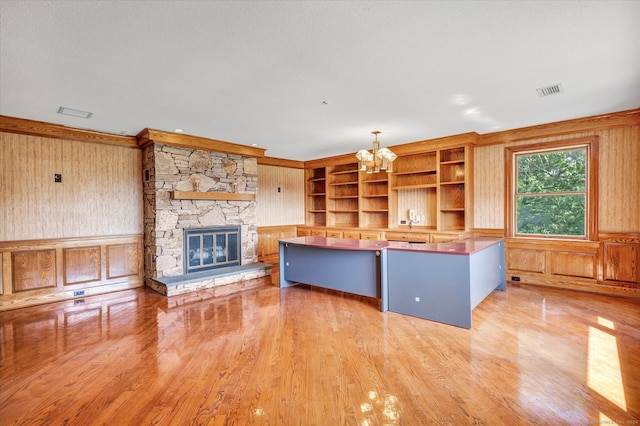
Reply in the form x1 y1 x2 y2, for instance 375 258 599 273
184 226 241 274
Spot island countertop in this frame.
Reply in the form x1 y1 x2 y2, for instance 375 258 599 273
386 237 504 256
279 236 503 256
279 236 392 251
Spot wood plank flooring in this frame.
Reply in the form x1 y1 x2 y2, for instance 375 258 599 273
1 280 639 425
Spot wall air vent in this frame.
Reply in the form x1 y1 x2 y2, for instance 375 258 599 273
536 83 564 97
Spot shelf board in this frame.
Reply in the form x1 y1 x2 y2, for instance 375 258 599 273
329 195 359 199
330 169 359 175
440 208 465 212
440 181 465 185
308 177 326 182
308 210 327 213
362 209 388 213
392 169 436 176
309 192 326 196
170 191 255 201
329 181 358 186
328 210 359 213
391 184 437 190
440 160 465 165
362 178 388 184
361 194 388 198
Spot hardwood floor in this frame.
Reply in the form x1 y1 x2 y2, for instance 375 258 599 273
1 280 639 425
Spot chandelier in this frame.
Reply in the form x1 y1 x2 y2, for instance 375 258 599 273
355 131 397 173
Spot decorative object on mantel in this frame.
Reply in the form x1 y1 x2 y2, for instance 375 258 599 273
190 175 201 191
355 130 397 173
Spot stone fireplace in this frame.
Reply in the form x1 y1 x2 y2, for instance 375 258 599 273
138 129 270 297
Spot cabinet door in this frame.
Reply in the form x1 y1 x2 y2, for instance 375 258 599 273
360 231 381 240
343 231 361 240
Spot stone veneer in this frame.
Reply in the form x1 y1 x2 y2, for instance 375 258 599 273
142 143 261 292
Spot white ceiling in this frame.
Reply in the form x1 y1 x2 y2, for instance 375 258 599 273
1 1 639 161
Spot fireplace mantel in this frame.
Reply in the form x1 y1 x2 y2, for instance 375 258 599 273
170 191 255 201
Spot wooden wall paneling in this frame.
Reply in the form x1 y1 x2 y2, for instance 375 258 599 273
257 225 297 262
63 246 101 285
473 144 504 229
0 132 143 241
0 253 4 295
603 242 639 284
396 188 437 228
598 126 640 233
257 165 304 226
12 250 56 292
0 235 144 311
106 243 139 279
507 248 546 274
550 252 597 279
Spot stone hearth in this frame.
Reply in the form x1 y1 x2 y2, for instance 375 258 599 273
141 139 269 296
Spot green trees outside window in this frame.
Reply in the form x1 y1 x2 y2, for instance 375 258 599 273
515 148 587 236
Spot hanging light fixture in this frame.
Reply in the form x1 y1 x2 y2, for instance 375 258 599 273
355 131 397 174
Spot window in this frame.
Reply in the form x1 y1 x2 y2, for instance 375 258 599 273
506 137 598 239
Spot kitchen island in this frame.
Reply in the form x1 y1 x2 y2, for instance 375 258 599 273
278 236 506 328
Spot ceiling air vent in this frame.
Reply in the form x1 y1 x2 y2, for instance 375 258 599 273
57 106 93 119
536 83 564 97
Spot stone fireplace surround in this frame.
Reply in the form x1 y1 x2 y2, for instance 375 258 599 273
139 130 270 297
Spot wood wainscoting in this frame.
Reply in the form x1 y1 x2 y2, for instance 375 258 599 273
473 228 640 298
0 234 143 311
504 234 640 298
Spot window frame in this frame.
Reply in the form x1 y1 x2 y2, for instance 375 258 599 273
505 137 598 240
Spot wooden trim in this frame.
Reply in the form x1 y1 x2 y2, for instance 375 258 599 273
137 128 266 157
305 152 361 169
0 234 143 251
170 191 255 201
389 133 478 156
478 108 640 146
471 228 506 238
599 232 640 241
258 156 304 168
0 115 138 148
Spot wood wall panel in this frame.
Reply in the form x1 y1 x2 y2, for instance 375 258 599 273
473 144 504 229
507 248 545 273
63 246 101 285
257 225 297 263
257 165 304 226
0 235 143 311
550 252 596 279
396 188 437 228
107 243 139 279
604 243 639 283
0 132 143 241
598 126 640 233
12 250 56 292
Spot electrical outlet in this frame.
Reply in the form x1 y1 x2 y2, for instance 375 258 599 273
415 297 420 302
54 174 62 183
74 290 85 296
511 276 521 282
